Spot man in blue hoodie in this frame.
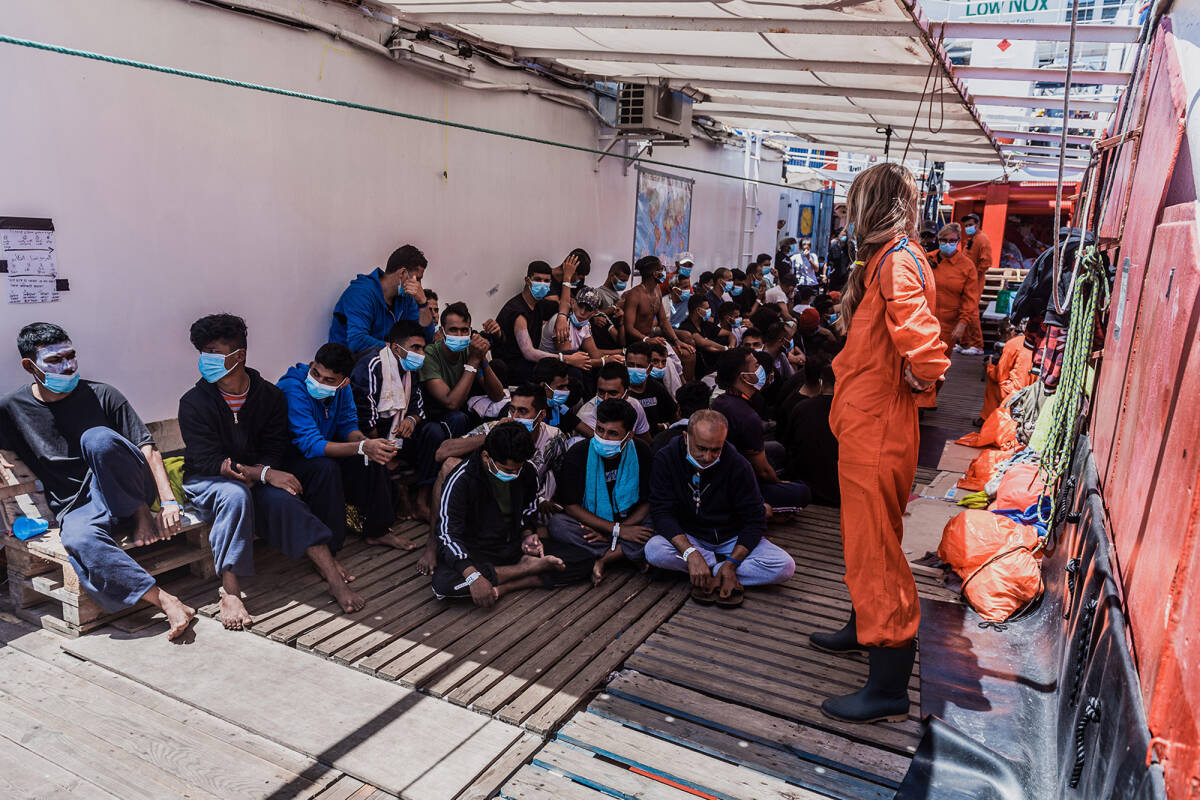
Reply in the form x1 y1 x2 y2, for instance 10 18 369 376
278 343 402 552
330 244 436 358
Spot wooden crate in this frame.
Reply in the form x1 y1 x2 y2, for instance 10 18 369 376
2 448 216 638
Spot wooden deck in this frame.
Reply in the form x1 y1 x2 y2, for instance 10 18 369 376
500 505 962 800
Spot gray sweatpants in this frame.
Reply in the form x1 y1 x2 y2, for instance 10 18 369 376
547 512 647 563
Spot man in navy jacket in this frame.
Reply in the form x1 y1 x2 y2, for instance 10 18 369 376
329 244 436 357
646 409 795 606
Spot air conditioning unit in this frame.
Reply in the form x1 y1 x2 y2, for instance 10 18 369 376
617 84 693 140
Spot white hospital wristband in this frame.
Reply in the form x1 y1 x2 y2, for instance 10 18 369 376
464 364 479 374
454 571 481 591
680 546 697 560
610 522 621 551
260 466 270 483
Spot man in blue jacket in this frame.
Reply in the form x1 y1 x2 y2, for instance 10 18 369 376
645 409 795 607
278 343 403 552
330 244 436 357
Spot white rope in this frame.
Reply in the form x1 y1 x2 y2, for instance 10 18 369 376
1050 0 1083 315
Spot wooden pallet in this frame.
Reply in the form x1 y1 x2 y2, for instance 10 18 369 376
1 448 215 637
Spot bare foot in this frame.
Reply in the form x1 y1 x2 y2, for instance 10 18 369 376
591 549 623 586
334 558 355 583
160 592 195 640
330 579 366 613
519 554 565 573
366 532 419 551
131 505 159 547
218 593 254 631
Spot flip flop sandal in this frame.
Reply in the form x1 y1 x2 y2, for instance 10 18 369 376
715 587 745 609
691 585 717 605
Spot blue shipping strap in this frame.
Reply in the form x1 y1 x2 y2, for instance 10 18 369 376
872 236 927 289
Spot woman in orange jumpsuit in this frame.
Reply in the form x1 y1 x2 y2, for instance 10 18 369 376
930 222 981 357
808 163 951 724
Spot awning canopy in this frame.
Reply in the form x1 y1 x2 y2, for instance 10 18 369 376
375 1 1137 168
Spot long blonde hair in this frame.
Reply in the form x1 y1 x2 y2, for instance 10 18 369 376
837 163 920 336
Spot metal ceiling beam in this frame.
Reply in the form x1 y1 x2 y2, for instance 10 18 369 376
955 65 1130 85
517 48 936 78
696 107 983 134
979 114 1108 130
990 128 1097 144
1009 154 1092 165
701 94 978 121
973 95 1118 112
674 79 955 103
999 143 1093 156
398 11 1140 43
794 135 998 155
935 21 1140 43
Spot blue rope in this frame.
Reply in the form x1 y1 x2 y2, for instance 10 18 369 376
0 32 797 190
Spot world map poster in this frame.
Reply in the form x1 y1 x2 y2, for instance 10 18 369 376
633 167 693 265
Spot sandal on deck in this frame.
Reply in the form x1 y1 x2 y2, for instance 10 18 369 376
715 587 745 608
691 585 717 605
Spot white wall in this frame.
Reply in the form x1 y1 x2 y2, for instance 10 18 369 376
0 0 782 421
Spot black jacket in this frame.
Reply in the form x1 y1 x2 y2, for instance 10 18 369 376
649 436 766 552
436 452 539 574
178 368 290 479
1009 228 1108 327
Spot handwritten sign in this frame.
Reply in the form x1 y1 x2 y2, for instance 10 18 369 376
7 275 58 304
3 249 57 276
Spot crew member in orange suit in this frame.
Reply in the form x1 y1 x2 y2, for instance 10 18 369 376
808 163 951 724
959 212 992 353
930 222 981 357
980 324 1035 420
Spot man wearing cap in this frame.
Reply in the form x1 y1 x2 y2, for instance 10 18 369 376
538 287 625 371
675 252 696 281
959 213 992 353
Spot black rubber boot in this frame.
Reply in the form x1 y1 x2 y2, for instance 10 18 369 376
808 611 867 654
820 644 916 724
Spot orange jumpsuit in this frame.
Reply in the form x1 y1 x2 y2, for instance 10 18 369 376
931 248 981 356
980 334 1035 419
831 236 950 647
961 229 993 349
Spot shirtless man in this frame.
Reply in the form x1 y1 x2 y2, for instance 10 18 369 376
0 323 198 638
621 255 696 378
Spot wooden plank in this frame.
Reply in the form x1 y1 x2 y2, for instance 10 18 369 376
455 731 544 800
488 579 670 723
501 765 606 799
64 616 523 800
353 602 473 674
533 741 696 799
587 694 895 800
556 713 826 800
517 582 691 733
462 574 652 712
0 731 118 800
299 575 448 659
312 775 367 800
603 671 911 784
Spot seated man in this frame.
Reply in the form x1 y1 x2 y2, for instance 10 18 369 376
491 260 555 385
651 380 712 454
624 341 678 433
622 256 696 379
278 343 402 551
330 244 435 358
548 399 653 584
707 267 733 312
646 410 795 606
530 356 586 437
712 348 812 514
677 295 729 378
740 326 765 353
716 301 745 347
576 362 651 441
590 260 631 351
538 287 624 371
421 384 569 575
0 323 199 638
419 301 507 435
785 363 840 506
180 314 365 614
765 271 799 322
351 319 446 522
433 422 588 606
662 275 693 328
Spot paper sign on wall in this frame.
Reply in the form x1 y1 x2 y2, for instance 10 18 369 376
1 217 60 303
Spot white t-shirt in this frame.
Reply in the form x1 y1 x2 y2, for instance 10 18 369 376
764 285 789 305
576 395 651 436
539 316 592 353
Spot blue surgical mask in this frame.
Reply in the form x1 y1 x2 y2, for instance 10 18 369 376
965 225 977 236
530 281 551 300
615 280 628 291
829 313 840 324
678 266 692 278
649 366 666 380
939 243 958 257
763 265 773 275
722 280 733 292
679 290 692 301
733 318 744 329
840 236 848 243
486 456 520 483
305 372 340 400
514 416 538 432
764 274 776 287
745 365 767 390
628 367 648 385
591 434 626 459
445 334 470 353
198 350 240 383
685 435 718 471
398 348 425 371
731 285 744 296
788 244 797 254
39 369 80 394
702 309 712 321
548 387 570 408
751 280 761 289
569 312 588 328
